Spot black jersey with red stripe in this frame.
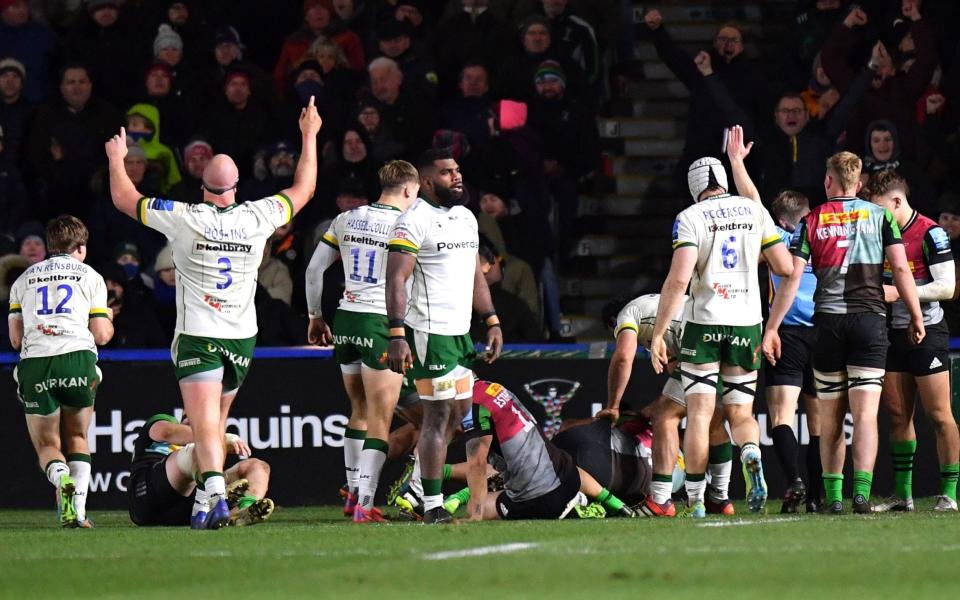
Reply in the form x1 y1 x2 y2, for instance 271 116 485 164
883 210 953 328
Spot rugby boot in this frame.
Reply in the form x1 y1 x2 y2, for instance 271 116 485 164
385 456 415 505
203 498 231 529
637 497 677 517
852 494 872 514
871 496 914 513
741 446 768 513
57 475 78 528
683 500 707 519
226 479 250 509
190 511 208 529
933 495 959 512
340 485 358 517
235 498 275 526
423 506 453 524
806 498 823 514
352 505 387 523
393 491 424 521
827 500 844 515
780 478 807 514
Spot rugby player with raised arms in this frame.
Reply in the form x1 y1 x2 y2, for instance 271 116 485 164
305 160 421 522
105 96 322 529
385 149 503 524
9 216 114 528
651 152 794 518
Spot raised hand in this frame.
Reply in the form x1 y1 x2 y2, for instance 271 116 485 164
299 95 323 137
843 7 867 28
104 127 128 162
694 51 713 76
726 125 753 163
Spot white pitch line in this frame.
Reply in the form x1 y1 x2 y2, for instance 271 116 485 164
422 542 538 561
696 517 802 528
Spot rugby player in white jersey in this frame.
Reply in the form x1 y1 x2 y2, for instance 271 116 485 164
305 160 420 522
651 155 794 518
9 216 114 527
385 149 503 524
599 293 735 517
105 97 322 529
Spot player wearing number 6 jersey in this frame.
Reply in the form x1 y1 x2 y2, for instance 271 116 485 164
305 160 421 523
8 216 114 528
105 96 322 529
651 156 794 518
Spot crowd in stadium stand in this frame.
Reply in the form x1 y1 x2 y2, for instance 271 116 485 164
0 0 959 349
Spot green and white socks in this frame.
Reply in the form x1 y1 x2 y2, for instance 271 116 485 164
344 427 366 496
67 453 91 522
45 459 71 488
357 438 388 510
202 471 226 506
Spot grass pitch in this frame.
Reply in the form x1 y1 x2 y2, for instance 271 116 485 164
1 500 958 599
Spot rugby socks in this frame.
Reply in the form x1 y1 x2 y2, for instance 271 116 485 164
344 428 366 495
443 464 453 480
357 438 389 510
67 453 91 522
596 488 625 512
44 459 70 488
685 473 706 505
940 463 959 501
237 495 258 511
853 470 873 501
708 442 733 500
422 478 444 511
823 473 843 503
892 440 916 499
806 436 823 500
202 471 226 505
771 425 799 482
192 488 208 517
448 487 471 505
409 452 424 497
650 474 673 505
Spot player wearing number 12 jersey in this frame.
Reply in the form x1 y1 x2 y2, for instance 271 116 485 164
651 156 794 518
305 160 421 522
105 96 322 529
9 216 114 527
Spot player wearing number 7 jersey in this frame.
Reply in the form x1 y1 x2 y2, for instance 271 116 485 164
651 156 794 518
8 216 115 528
105 96 322 529
304 160 421 523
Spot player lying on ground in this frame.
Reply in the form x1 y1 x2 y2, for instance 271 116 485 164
128 413 274 528
453 380 636 520
9 216 114 528
306 160 420 523
599 293 735 517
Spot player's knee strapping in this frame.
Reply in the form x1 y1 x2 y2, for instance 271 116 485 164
175 443 196 477
813 370 847 400
680 367 719 396
847 366 884 393
720 373 757 405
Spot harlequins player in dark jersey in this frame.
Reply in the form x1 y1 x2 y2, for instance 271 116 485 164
129 413 275 528
443 381 636 521
866 170 959 512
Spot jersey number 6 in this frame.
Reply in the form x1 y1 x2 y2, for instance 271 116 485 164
721 235 739 269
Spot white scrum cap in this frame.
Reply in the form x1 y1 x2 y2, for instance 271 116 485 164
687 156 728 201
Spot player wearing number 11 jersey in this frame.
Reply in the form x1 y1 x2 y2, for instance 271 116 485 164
9 216 114 527
105 96 322 529
305 160 421 522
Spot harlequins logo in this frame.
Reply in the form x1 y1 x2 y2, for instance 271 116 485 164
523 379 581 439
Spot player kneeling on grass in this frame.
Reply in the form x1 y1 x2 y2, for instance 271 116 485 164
9 216 114 528
449 380 635 520
128 414 274 528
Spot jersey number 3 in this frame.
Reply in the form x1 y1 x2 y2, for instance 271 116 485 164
216 257 233 290
36 284 73 315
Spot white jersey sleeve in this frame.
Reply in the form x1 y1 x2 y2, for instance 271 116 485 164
614 293 686 358
136 197 189 237
388 204 429 256
244 194 294 236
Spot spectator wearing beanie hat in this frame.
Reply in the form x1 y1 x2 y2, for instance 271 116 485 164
499 13 582 101
209 25 274 106
273 0 365 98
152 22 204 112
167 138 211 204
63 0 138 107
0 0 56 103
140 60 194 149
0 56 32 208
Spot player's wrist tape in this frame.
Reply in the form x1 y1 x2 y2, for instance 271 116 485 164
309 313 322 320
389 327 406 339
388 318 405 328
483 313 500 327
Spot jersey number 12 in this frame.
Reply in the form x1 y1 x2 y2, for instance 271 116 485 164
36 284 73 315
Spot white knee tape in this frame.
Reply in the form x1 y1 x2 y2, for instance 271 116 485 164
680 366 720 396
174 443 196 477
814 370 847 400
720 373 757 406
847 366 884 393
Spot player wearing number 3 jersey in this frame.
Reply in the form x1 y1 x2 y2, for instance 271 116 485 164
304 160 421 522
9 216 114 528
651 156 794 518
105 96 322 529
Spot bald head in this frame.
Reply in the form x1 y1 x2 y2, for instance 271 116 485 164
202 154 239 203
